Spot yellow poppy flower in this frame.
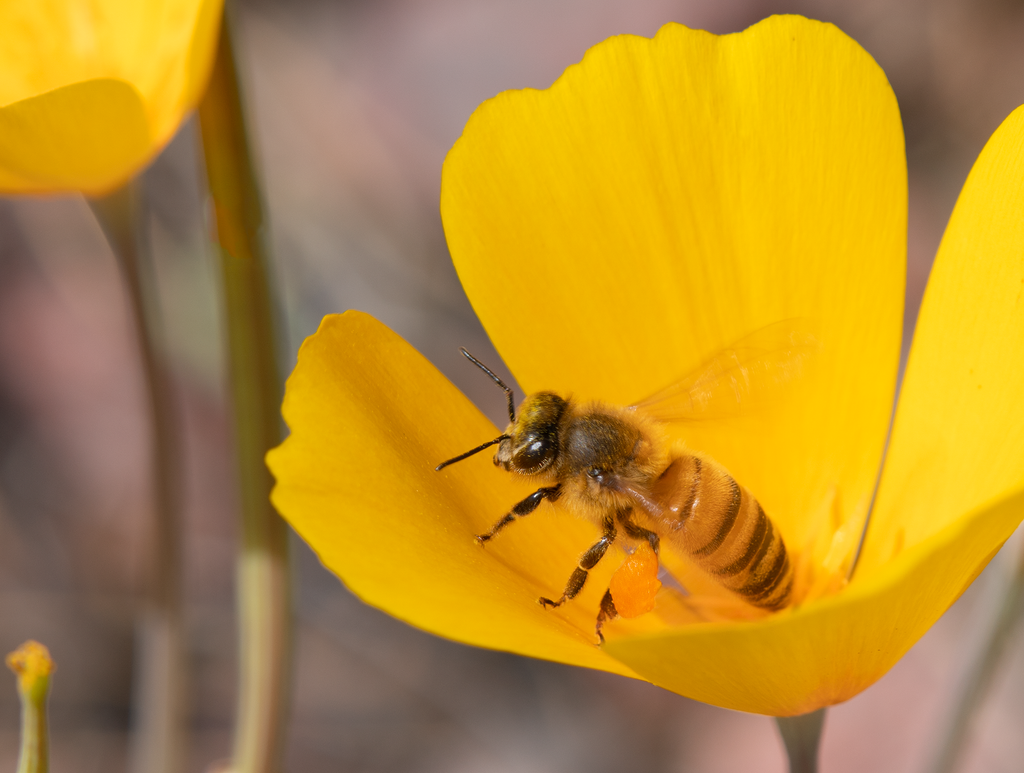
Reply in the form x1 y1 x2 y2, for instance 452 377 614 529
267 15 1024 716
0 0 223 194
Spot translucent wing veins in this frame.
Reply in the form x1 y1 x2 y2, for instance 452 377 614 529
630 319 821 423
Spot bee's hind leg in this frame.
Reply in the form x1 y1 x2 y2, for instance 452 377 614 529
618 507 660 554
540 512 616 609
594 507 655 644
595 590 618 644
477 484 562 543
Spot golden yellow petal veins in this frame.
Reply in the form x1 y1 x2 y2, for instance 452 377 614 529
860 104 1024 575
442 14 905 557
604 484 1024 715
268 14 1024 718
268 311 640 677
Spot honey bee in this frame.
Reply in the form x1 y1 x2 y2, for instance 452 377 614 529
436 326 817 642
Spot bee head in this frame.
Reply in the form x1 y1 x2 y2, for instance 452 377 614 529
435 349 567 475
495 392 567 474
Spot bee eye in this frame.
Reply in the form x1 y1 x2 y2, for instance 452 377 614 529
512 437 552 472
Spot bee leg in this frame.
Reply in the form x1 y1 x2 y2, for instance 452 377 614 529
539 513 616 609
618 507 660 554
595 590 618 644
476 484 562 543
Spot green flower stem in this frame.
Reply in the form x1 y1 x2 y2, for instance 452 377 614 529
925 543 1024 773
7 641 56 773
15 690 47 773
776 709 826 773
197 12 291 773
89 183 186 773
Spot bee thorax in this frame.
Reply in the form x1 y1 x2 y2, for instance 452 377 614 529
559 412 645 477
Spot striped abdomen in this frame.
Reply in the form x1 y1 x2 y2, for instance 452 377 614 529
650 455 793 610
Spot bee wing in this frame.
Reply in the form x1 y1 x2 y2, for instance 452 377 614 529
631 319 820 423
608 477 665 522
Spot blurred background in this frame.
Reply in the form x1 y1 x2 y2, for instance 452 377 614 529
2 0 1024 770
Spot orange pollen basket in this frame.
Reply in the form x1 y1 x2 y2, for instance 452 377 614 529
609 543 662 618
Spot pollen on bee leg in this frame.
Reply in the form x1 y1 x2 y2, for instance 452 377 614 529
608 543 662 618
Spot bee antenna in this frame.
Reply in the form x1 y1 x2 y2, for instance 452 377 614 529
459 347 516 423
435 435 510 472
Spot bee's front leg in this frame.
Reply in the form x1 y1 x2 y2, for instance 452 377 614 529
476 484 562 543
540 512 616 609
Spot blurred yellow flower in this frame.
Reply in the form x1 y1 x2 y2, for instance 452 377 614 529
0 0 223 194
6 640 55 704
268 16 1024 716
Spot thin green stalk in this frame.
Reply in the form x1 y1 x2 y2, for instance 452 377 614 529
924 542 1024 773
776 709 826 773
7 641 55 773
197 12 291 773
89 183 186 773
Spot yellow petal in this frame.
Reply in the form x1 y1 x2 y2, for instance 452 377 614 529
0 79 149 192
275 16 1024 719
441 16 905 557
859 105 1024 575
605 104 1024 717
0 0 223 194
605 485 1024 716
268 312 640 677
